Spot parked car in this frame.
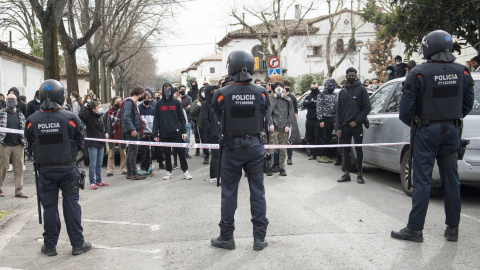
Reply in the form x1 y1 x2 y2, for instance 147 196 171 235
350 74 480 196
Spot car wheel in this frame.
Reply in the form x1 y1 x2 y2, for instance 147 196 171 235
400 150 414 197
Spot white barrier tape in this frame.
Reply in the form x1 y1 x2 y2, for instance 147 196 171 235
0 127 24 135
85 137 480 150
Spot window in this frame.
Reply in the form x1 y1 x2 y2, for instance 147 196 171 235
336 39 344 54
386 83 403 113
307 45 323 58
210 67 215 74
369 82 396 114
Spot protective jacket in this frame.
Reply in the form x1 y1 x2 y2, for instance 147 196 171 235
212 83 269 137
26 109 84 166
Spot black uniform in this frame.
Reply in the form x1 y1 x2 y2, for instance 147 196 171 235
212 82 270 241
26 109 86 250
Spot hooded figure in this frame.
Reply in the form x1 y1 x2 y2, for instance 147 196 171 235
201 85 219 142
188 81 199 101
145 87 156 108
152 83 186 139
267 83 300 145
8 87 27 115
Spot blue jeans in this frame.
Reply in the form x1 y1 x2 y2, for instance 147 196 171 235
88 146 104 185
185 121 192 154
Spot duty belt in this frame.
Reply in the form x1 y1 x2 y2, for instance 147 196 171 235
424 119 458 127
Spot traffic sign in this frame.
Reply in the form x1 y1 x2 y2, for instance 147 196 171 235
268 56 280 69
268 68 281 76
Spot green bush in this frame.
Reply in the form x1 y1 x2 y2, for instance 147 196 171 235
294 72 325 94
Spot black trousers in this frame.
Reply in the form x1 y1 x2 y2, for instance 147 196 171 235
306 121 321 157
319 118 334 156
198 126 209 157
140 134 153 171
125 134 139 175
340 125 364 173
163 136 188 172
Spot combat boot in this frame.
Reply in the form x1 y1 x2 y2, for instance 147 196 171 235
266 167 273 176
72 242 92 255
287 157 293 165
253 238 268 251
41 245 57 256
195 148 200 156
203 155 209 164
279 168 287 176
211 236 235 250
391 227 423 242
444 226 458 242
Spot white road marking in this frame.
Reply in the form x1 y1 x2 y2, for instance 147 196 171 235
386 187 404 194
82 218 161 231
462 213 480 223
0 268 25 270
94 244 162 254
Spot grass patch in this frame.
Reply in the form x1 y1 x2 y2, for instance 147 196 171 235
0 211 12 219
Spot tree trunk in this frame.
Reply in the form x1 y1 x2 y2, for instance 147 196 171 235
100 56 108 102
62 48 79 97
89 56 99 97
42 22 60 80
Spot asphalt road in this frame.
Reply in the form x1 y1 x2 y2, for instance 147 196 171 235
1 150 480 270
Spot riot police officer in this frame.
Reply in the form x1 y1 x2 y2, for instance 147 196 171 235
210 50 270 251
391 30 474 242
26 80 92 256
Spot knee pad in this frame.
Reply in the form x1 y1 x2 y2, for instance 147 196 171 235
437 152 458 166
244 161 264 175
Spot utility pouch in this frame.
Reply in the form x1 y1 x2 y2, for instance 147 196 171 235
259 131 268 144
78 170 86 190
458 139 469 160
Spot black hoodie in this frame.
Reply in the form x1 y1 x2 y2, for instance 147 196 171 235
8 87 27 115
201 85 219 142
188 81 199 101
335 80 371 130
152 83 186 139
303 88 321 124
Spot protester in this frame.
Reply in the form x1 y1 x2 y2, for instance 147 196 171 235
121 86 147 180
201 85 219 182
0 94 5 109
386 66 395 81
363 79 371 88
178 85 193 158
25 90 41 118
104 96 127 177
371 78 381 91
188 81 201 156
139 92 155 173
316 79 337 163
70 91 82 115
145 87 156 108
8 87 27 115
470 55 480 72
188 80 199 102
152 83 192 180
284 79 298 165
79 101 109 189
336 67 371 184
254 79 262 85
303 82 322 160
406 60 416 74
0 94 27 198
393 55 408 78
190 86 209 164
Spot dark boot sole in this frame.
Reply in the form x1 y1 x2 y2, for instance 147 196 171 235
211 241 235 250
253 242 268 251
391 231 423 242
444 232 458 242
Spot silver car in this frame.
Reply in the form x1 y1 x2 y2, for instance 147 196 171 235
359 74 480 196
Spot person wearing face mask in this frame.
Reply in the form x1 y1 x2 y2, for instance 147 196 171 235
0 94 28 198
104 96 127 177
152 83 192 180
393 55 408 78
303 82 322 160
336 67 371 184
370 78 381 90
139 92 155 173
8 87 27 115
283 80 298 165
78 100 109 189
190 86 209 164
201 85 220 182
69 91 82 116
266 81 292 176
25 90 42 118
469 55 480 72
385 65 395 81
316 79 338 163
178 85 193 159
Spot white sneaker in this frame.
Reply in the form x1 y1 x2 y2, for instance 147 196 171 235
210 178 217 183
7 164 13 172
183 171 193 180
163 171 172 180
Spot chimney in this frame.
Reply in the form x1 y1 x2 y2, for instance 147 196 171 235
295 5 300 21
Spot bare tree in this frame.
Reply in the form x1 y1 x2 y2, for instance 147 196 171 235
230 0 314 60
58 0 101 96
0 0 43 56
324 0 365 74
29 0 67 79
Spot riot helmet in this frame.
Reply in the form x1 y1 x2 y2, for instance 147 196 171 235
227 50 254 82
39 79 65 110
419 30 454 59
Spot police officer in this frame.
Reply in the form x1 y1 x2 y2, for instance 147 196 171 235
210 50 270 251
26 80 92 256
391 30 474 242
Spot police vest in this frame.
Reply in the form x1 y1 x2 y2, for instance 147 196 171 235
415 62 464 122
221 84 264 137
28 110 78 165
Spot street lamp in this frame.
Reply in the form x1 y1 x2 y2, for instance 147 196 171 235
355 39 364 80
